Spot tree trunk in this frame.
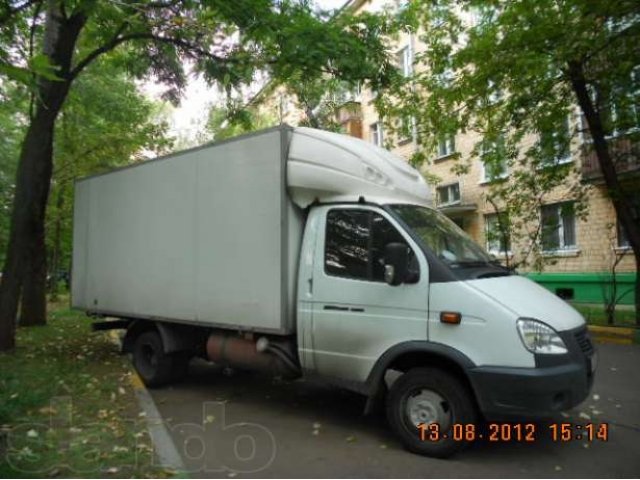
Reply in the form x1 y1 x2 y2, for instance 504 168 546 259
0 106 58 345
48 187 64 301
19 227 48 326
0 6 86 350
568 61 640 325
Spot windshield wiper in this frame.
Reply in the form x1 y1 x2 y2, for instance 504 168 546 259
447 260 492 268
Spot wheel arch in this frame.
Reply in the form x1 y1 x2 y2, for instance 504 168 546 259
364 341 479 413
122 319 158 354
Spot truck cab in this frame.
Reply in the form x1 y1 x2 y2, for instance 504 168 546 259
287 129 595 457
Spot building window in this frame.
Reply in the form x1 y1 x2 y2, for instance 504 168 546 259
324 209 417 282
371 122 384 147
436 183 461 206
608 65 640 136
396 46 413 77
485 213 510 255
480 135 508 182
398 116 415 144
437 134 456 158
541 202 577 251
540 115 572 165
581 66 640 140
617 191 640 248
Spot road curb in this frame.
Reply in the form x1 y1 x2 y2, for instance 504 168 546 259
130 372 187 477
588 325 639 345
108 331 187 476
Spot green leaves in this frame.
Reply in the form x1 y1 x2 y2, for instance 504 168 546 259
378 0 639 269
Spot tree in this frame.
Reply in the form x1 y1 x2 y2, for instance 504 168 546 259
0 0 394 350
206 99 278 141
378 0 640 322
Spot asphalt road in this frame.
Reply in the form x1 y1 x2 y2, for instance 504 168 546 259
146 343 640 478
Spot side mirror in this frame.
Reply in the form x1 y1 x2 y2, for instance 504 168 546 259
384 242 409 286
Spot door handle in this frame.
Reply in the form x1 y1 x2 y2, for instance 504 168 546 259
323 305 349 311
323 305 365 313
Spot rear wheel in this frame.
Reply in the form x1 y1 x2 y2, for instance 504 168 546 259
386 367 477 458
133 331 178 388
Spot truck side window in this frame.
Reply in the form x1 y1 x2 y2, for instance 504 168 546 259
325 209 418 282
325 209 371 280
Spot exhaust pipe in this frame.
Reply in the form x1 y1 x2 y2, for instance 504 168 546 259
206 333 300 378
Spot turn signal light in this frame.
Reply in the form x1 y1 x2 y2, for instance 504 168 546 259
440 312 462 324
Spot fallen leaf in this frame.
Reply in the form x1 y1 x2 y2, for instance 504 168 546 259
312 429 319 436
346 435 356 443
592 394 600 401
555 466 563 472
379 444 388 449
578 412 591 420
313 422 322 429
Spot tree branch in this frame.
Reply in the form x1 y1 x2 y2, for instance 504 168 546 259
70 30 239 80
0 0 42 27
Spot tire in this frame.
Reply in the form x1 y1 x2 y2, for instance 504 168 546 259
132 331 176 388
386 367 477 458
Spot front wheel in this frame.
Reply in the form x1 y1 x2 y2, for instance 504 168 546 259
386 367 477 458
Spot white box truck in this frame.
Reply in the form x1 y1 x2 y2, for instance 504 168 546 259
72 126 596 457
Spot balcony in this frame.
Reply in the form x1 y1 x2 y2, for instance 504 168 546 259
581 135 640 182
334 101 362 139
436 182 477 215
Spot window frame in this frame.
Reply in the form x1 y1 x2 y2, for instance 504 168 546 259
484 212 511 256
616 191 640 249
370 121 384 147
480 135 509 183
396 45 413 78
436 134 456 159
436 182 461 207
540 115 573 167
323 207 419 284
540 202 578 253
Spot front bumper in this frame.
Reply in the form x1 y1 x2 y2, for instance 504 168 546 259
469 326 596 419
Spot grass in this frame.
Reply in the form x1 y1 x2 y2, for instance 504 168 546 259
0 296 174 478
572 303 638 328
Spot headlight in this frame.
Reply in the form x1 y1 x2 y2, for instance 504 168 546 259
516 318 568 355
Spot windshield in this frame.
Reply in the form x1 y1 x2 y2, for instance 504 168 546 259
389 204 494 266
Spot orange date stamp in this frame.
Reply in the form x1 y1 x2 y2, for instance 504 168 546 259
417 422 609 443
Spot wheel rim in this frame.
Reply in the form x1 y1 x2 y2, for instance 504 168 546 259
141 343 158 368
405 388 452 430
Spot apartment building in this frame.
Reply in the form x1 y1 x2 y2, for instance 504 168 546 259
255 0 638 305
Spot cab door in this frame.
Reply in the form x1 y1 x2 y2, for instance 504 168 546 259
308 205 429 384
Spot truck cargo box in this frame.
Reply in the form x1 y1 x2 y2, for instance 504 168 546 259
72 126 303 334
